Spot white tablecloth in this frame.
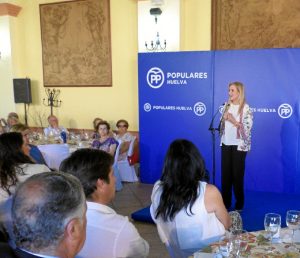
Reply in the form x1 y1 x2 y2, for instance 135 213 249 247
38 144 70 170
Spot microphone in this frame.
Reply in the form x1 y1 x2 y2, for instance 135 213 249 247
209 102 228 131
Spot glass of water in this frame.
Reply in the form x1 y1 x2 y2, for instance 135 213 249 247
286 210 300 251
231 229 248 257
218 233 232 257
264 213 281 253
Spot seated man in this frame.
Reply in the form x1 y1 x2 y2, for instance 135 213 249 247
44 115 68 137
7 172 87 258
60 149 149 258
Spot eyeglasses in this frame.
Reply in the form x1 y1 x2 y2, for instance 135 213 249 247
117 124 127 128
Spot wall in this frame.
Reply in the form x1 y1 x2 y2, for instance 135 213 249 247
0 0 212 130
181 0 211 51
0 15 15 115
138 0 180 52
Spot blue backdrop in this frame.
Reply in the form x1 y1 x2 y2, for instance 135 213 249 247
138 49 300 194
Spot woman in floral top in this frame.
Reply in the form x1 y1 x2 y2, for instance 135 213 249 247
220 81 253 211
92 121 118 156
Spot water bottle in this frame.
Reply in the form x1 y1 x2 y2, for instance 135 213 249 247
60 131 67 143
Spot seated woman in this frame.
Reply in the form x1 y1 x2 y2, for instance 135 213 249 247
92 121 122 190
10 123 46 165
114 119 134 161
150 139 231 258
92 117 103 139
0 132 50 202
92 121 118 156
0 112 19 133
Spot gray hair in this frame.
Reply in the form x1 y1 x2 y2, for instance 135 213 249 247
12 172 86 253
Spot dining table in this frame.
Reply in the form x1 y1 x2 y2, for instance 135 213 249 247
192 228 300 258
36 139 91 170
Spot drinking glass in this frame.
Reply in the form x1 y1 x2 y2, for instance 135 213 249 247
82 131 90 141
218 233 232 257
264 213 281 253
231 229 248 257
286 210 300 251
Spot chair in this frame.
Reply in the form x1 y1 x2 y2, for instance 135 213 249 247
117 136 138 182
113 140 123 191
228 211 243 232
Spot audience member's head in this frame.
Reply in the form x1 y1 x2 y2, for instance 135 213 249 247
7 112 19 127
12 172 87 257
116 119 129 135
60 148 115 204
0 122 4 134
10 123 31 144
0 132 33 195
96 120 111 138
47 115 59 128
156 139 207 221
93 117 103 131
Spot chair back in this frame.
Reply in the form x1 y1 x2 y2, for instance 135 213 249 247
228 211 243 232
113 139 122 167
113 139 123 191
127 136 136 157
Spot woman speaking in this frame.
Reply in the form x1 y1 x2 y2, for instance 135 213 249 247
220 82 253 211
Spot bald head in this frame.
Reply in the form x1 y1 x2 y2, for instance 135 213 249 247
12 172 86 256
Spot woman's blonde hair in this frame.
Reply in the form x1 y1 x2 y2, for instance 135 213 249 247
229 81 246 114
10 123 29 133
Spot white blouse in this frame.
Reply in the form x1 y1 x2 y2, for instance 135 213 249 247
221 104 240 146
150 181 225 257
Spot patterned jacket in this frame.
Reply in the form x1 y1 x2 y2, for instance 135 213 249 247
220 103 253 152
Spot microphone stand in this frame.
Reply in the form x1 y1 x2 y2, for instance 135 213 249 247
208 108 221 185
208 103 229 185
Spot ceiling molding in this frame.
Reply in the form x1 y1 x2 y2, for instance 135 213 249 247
0 3 22 17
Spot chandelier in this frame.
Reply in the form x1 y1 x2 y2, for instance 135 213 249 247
145 8 167 52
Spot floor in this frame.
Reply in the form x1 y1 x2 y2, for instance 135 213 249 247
110 182 169 258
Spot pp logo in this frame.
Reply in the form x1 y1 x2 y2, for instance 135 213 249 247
194 102 206 116
144 103 152 112
219 105 225 114
278 103 293 119
147 67 164 89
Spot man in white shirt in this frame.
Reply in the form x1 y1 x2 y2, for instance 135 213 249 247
44 115 68 137
11 172 87 258
60 149 149 258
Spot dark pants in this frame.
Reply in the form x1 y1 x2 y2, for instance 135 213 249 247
221 144 247 210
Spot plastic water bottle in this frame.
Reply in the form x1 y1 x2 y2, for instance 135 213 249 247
60 131 67 143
